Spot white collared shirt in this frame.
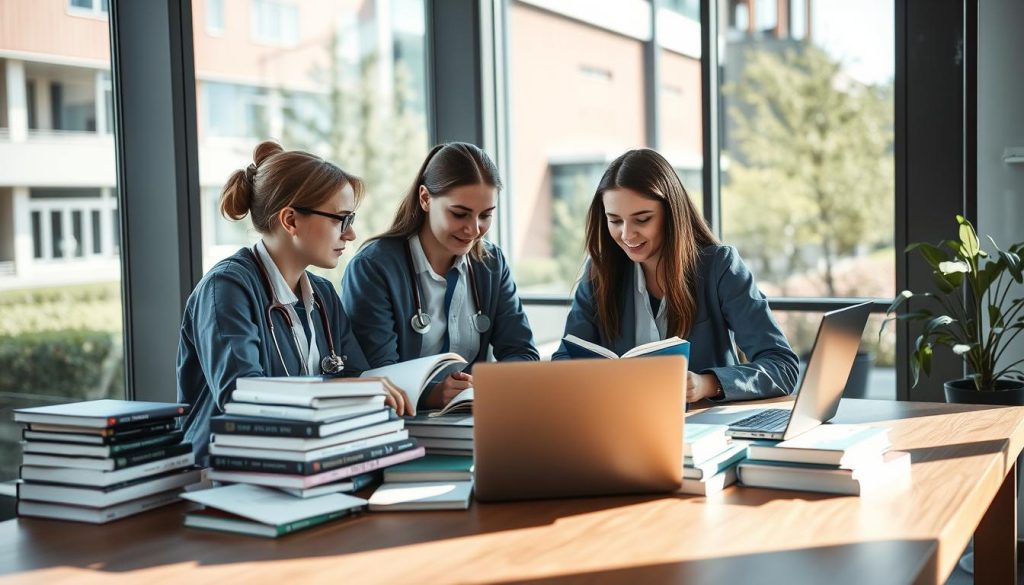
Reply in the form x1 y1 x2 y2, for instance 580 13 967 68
634 262 668 347
255 240 321 375
408 234 481 362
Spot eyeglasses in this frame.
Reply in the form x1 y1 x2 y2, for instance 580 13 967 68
292 206 356 232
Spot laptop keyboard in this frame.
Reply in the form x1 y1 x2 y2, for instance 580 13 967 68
730 409 790 431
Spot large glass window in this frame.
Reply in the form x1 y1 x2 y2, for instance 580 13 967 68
192 0 430 284
0 2 123 483
719 0 896 393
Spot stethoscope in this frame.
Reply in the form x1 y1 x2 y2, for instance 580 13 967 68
249 246 346 376
403 242 491 336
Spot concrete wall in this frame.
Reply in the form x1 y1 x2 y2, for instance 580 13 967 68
977 0 1024 538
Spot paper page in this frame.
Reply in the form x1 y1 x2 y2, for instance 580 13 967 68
181 483 366 525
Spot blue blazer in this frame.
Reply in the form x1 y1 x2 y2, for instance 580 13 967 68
553 245 799 401
176 247 370 459
341 237 539 369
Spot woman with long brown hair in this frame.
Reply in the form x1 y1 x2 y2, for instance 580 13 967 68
342 142 538 410
553 148 799 403
177 141 412 460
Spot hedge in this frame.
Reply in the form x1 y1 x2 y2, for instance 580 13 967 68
0 330 125 400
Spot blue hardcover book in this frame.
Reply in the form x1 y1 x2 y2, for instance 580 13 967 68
683 442 748 480
562 334 691 360
745 425 891 467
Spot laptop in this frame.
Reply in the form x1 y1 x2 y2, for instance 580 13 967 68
472 356 687 502
726 301 872 441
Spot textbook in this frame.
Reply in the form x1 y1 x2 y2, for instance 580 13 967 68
679 467 738 496
21 430 184 457
403 414 474 440
683 442 747 480
561 335 691 360
737 451 911 496
17 489 182 524
211 419 406 451
17 467 203 508
21 441 192 471
210 438 419 476
209 410 393 439
277 472 380 498
222 398 386 423
182 483 367 538
362 353 468 409
684 424 731 464
24 420 178 442
368 480 473 511
745 425 891 468
383 455 474 482
206 446 426 489
209 430 409 463
415 437 473 452
13 399 188 429
232 376 386 406
20 452 196 487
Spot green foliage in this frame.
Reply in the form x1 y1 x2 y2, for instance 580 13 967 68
884 216 1024 390
0 282 122 336
722 44 894 297
0 329 124 399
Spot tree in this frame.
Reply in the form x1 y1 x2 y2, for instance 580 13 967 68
722 44 894 298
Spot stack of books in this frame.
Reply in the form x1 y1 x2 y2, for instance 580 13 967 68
183 483 368 538
404 413 474 456
737 424 910 496
680 424 747 495
14 399 200 523
368 454 474 511
206 376 425 494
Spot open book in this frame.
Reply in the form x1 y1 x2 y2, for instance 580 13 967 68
562 335 691 360
362 353 469 411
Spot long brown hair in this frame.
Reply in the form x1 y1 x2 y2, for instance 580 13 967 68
369 142 502 259
585 148 718 340
220 140 364 233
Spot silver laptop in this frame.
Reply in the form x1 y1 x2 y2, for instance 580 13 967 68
472 356 687 502
726 301 872 441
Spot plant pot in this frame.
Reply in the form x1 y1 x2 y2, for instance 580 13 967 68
944 378 1024 405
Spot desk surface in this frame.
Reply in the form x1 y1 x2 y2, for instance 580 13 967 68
1 398 1022 585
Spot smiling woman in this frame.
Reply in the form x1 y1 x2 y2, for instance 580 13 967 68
342 143 539 410
552 149 800 405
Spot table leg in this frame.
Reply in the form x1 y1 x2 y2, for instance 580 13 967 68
974 460 1018 584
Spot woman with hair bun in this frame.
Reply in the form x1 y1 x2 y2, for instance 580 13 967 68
177 141 412 459
342 142 538 410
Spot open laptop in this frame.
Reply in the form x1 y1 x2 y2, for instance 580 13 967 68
726 301 872 441
472 356 687 502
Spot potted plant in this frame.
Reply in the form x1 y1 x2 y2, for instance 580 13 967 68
884 215 1024 404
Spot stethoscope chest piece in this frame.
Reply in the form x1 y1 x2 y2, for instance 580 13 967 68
472 312 491 333
411 311 432 334
321 353 346 375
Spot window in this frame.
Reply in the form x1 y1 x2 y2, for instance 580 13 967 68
250 0 299 46
0 12 124 483
718 0 896 395
192 0 430 280
206 0 225 36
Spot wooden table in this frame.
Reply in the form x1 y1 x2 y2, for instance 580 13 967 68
1 398 1021 585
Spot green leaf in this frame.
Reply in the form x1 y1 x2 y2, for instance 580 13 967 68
920 344 934 377
976 260 1005 296
989 304 1004 328
885 290 914 314
922 315 955 340
907 242 950 269
932 272 958 293
958 216 981 258
910 349 921 387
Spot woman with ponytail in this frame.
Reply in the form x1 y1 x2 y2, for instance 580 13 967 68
553 149 799 403
342 143 538 410
177 141 412 459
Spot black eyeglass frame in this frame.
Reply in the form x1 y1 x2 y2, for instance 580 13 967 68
291 206 356 232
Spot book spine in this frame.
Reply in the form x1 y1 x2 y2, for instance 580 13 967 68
210 418 316 438
209 456 305 475
110 406 187 426
109 431 184 455
349 471 381 491
212 440 418 476
108 421 177 442
278 507 364 536
112 442 192 470
307 439 417 475
307 447 425 488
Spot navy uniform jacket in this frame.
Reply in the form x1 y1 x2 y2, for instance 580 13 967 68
177 247 370 459
341 237 539 369
553 245 799 401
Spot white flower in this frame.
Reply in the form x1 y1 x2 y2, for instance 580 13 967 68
952 344 971 355
939 261 970 274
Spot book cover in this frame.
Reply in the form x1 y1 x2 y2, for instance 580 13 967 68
16 489 182 524
181 483 368 529
209 409 391 438
17 467 203 508
14 400 188 429
210 419 406 452
683 423 731 463
232 377 386 406
222 399 386 423
683 442 747 480
678 467 738 496
24 420 178 443
22 430 185 458
368 480 473 511
404 414 474 440
20 452 196 487
746 425 891 467
210 438 418 476
185 506 361 538
383 455 474 482
206 446 426 489
209 430 409 463
737 451 911 496
277 472 380 498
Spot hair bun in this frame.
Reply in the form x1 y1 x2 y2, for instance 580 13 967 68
252 141 284 167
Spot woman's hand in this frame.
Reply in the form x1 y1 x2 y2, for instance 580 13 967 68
380 377 414 416
686 372 722 403
423 371 473 410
